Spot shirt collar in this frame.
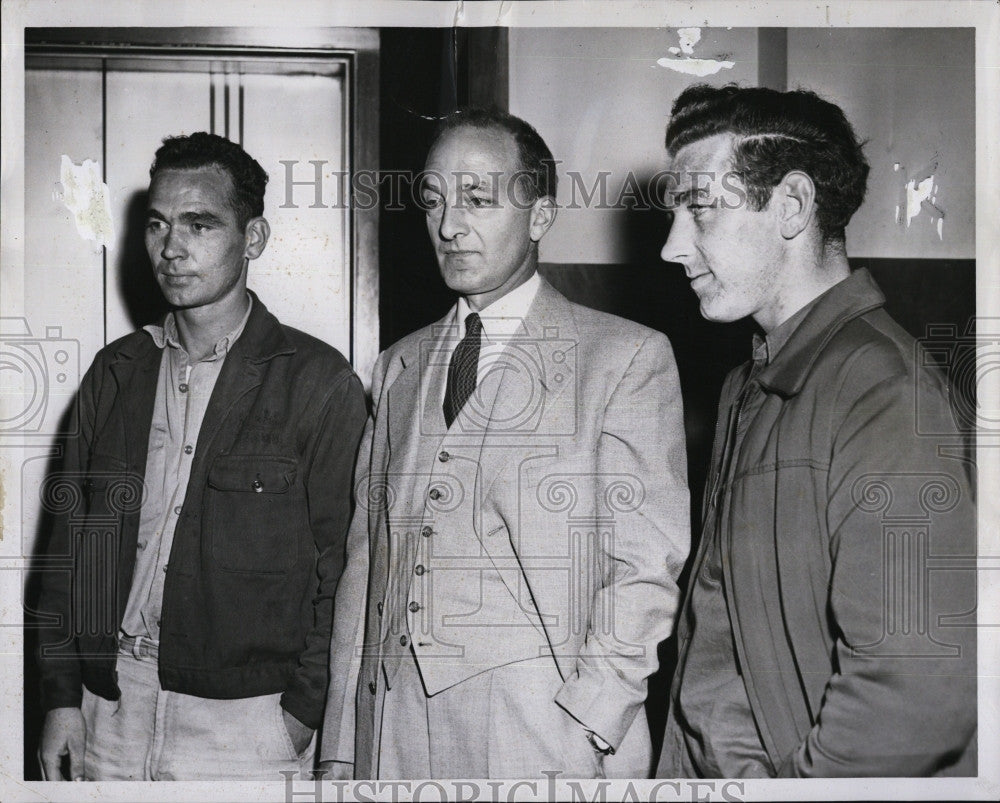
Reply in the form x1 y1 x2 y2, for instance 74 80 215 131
752 292 824 366
454 271 542 341
144 293 254 360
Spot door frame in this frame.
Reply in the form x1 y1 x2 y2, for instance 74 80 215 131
25 26 380 386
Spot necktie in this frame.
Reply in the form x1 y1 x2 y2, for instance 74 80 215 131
443 312 482 427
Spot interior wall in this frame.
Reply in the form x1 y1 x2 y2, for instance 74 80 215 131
788 28 975 260
510 27 760 265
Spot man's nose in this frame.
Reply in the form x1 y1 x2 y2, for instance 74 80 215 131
160 227 186 260
660 213 690 267
438 201 468 241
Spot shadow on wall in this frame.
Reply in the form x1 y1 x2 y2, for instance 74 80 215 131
117 189 170 331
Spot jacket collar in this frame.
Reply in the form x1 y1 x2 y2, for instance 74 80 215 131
392 274 576 377
757 268 886 398
109 289 294 365
383 274 577 460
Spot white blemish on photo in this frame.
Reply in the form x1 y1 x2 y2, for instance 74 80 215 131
658 27 734 76
59 155 115 249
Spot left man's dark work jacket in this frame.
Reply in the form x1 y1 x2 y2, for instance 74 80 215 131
37 292 368 729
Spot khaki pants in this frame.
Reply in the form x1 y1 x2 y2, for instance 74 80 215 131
81 644 315 781
376 652 622 779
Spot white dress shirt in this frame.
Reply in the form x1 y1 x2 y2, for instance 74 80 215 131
441 271 542 406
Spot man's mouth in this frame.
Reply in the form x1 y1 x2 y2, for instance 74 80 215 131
158 271 195 283
688 273 712 292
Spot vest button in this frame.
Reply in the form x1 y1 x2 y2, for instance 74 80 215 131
414 564 426 576
408 601 420 613
421 526 433 538
377 601 384 616
399 635 409 647
438 451 450 462
368 681 376 694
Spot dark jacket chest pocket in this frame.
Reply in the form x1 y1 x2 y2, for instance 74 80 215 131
207 455 303 573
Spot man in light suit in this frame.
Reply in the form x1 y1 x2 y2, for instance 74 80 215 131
321 108 689 779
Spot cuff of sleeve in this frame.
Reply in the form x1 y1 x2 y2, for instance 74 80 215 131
41 681 83 713
555 677 639 751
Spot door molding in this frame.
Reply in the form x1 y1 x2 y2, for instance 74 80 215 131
26 27 380 387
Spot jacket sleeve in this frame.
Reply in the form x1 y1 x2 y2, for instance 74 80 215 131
280 368 368 730
778 351 977 776
554 330 691 750
36 356 101 711
319 353 386 764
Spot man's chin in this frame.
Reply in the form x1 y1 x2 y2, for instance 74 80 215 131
156 289 201 311
441 270 482 295
698 299 740 324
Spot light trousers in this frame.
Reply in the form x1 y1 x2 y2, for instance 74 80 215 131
80 645 315 781
376 652 619 779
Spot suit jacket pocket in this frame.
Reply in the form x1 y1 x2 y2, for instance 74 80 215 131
207 454 301 574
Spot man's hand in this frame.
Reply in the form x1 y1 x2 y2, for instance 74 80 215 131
39 707 86 781
316 760 353 781
281 708 314 756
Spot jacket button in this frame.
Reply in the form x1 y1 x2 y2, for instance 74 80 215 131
178 383 189 393
368 681 376 694
399 635 408 647
421 526 433 538
377 601 384 616
438 451 450 462
428 487 442 501
408 601 420 613
414 564 426 576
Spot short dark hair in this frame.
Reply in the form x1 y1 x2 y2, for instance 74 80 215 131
149 132 268 227
665 84 869 244
433 107 558 201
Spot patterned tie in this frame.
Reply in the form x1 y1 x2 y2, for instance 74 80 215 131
443 312 482 427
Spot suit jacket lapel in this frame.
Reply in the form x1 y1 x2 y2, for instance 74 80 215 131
384 314 458 535
477 279 579 493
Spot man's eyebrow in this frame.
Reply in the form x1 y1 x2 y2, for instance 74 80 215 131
181 210 227 225
145 209 229 226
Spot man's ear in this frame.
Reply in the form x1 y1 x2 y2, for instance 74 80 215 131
775 171 816 240
244 217 271 260
529 196 557 243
